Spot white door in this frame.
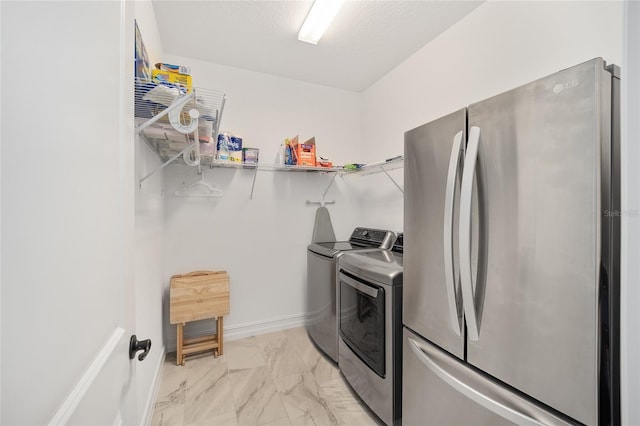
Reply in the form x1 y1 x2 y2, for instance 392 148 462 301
1 1 144 424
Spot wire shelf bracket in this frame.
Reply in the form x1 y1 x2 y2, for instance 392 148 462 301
249 168 258 200
381 166 404 193
344 156 404 194
305 173 338 206
139 142 195 188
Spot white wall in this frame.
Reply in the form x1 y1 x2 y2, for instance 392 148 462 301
360 0 624 232
133 2 166 424
159 55 364 346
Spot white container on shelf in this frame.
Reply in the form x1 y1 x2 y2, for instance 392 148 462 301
274 143 285 165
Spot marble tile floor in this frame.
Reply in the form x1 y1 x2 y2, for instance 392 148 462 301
151 327 384 426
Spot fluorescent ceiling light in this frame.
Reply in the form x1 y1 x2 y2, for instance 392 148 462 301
298 0 345 45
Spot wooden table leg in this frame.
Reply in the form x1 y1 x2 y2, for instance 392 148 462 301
217 316 224 356
177 322 184 366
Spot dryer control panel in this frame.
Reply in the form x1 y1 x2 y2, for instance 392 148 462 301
349 228 396 249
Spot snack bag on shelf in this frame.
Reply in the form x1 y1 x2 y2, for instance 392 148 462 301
229 134 243 163
284 136 298 166
317 157 333 168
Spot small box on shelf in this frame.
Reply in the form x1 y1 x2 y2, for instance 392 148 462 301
294 137 316 167
243 148 259 164
155 62 191 76
152 69 193 93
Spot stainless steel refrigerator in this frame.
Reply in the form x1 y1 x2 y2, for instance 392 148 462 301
402 58 620 426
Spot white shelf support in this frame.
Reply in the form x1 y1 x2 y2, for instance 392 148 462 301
343 156 404 194
249 168 258 200
322 173 338 199
381 165 404 193
306 173 338 206
305 200 336 207
136 92 201 188
139 142 195 188
210 97 226 167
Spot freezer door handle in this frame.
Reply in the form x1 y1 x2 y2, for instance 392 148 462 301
407 337 573 426
443 130 464 336
460 126 481 340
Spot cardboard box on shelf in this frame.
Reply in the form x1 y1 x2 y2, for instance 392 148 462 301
294 137 317 167
152 69 193 92
155 63 191 76
242 148 259 164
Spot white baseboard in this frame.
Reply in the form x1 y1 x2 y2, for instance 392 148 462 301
165 313 308 352
225 313 308 340
140 346 166 426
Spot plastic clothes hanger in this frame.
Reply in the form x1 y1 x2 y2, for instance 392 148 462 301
174 168 223 197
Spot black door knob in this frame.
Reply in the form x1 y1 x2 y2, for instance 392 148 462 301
129 335 152 361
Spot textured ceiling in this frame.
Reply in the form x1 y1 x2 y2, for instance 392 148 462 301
152 1 483 92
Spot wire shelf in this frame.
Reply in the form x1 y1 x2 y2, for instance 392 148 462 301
135 77 225 159
135 78 225 126
134 77 226 185
208 160 343 173
133 78 403 195
342 156 404 176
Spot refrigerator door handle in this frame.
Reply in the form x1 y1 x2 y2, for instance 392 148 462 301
443 130 464 335
460 126 481 341
407 337 572 426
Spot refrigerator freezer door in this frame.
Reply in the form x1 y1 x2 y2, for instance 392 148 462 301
403 328 574 426
466 58 611 425
404 109 466 359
